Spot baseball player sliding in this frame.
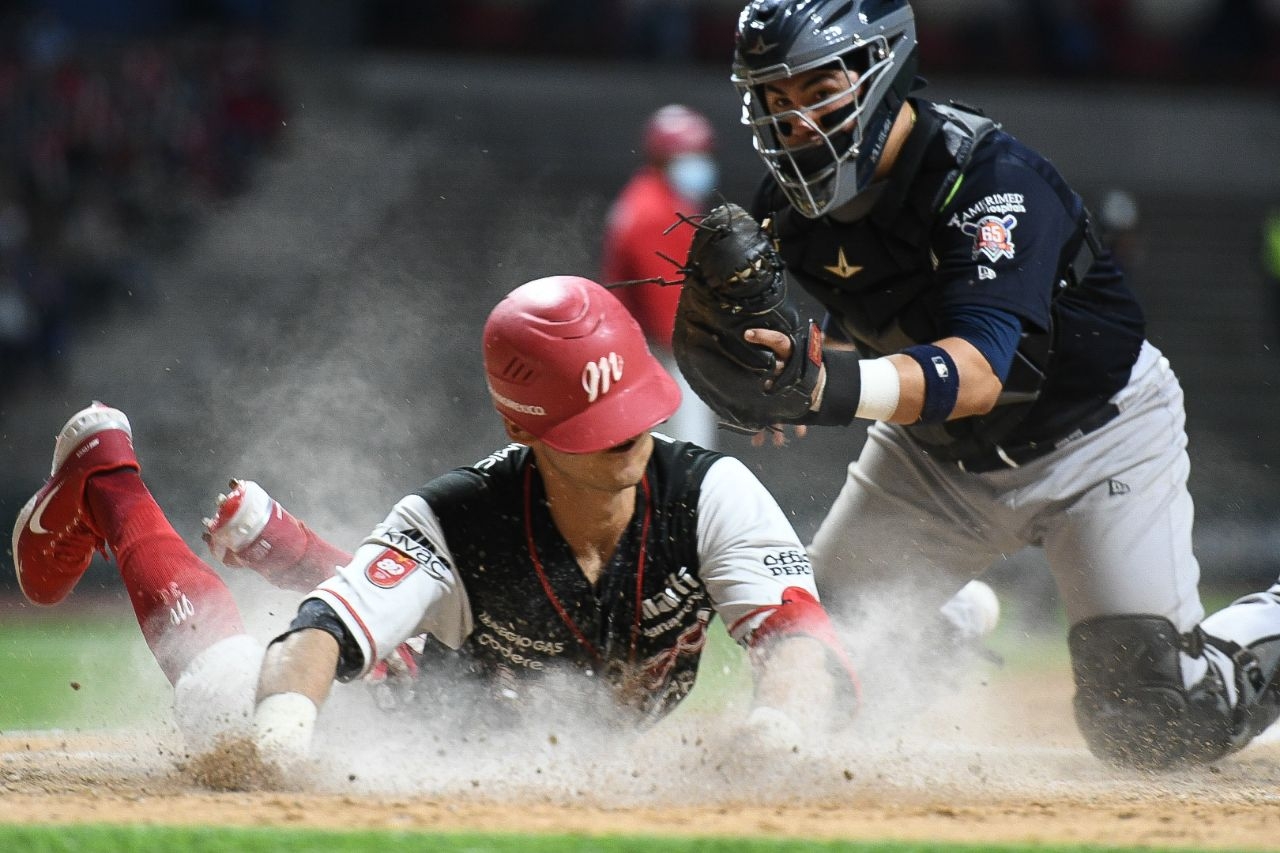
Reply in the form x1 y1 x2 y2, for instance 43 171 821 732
12 276 862 765
671 0 1280 768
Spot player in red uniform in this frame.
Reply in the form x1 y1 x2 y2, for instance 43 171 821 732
603 104 720 447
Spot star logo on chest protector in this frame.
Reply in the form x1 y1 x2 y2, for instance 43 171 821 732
823 247 863 279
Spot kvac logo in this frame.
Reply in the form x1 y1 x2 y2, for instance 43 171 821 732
366 548 418 588
582 352 624 403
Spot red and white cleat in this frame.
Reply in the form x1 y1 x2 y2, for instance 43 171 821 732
13 402 140 605
202 479 307 585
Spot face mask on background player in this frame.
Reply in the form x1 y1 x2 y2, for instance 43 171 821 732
665 153 719 203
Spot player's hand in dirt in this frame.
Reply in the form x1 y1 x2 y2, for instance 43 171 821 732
364 637 424 712
737 705 811 756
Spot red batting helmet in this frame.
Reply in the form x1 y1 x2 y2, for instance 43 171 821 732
643 104 714 164
483 276 682 453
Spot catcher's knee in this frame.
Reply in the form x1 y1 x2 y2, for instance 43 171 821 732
1068 615 1242 769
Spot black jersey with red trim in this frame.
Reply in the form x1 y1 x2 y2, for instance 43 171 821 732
752 99 1146 455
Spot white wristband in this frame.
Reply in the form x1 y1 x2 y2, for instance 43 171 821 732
253 692 317 765
855 357 901 421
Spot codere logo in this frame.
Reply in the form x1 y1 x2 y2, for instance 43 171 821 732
489 385 547 416
582 352 624 402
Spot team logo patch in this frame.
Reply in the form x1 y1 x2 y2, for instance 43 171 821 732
366 548 418 588
961 215 1019 262
582 352 624 402
823 246 863 279
806 322 823 366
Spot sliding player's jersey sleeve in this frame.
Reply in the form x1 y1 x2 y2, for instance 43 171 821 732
304 492 472 678
694 456 818 642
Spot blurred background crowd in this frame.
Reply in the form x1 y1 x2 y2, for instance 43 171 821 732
2 0 1277 399
0 1 284 398
362 0 1280 83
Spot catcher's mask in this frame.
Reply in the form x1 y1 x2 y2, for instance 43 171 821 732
483 276 682 454
733 0 918 218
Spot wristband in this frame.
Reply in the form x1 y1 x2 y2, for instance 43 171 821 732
854 357 900 420
901 344 959 424
811 352 900 425
809 349 862 425
745 705 806 751
254 692 317 765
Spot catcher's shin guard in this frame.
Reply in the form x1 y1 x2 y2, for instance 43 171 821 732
1068 615 1280 769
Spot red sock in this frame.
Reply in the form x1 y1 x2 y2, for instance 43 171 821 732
86 469 246 685
292 526 351 592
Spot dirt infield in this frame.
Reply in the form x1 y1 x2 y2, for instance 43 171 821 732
3 669 1278 849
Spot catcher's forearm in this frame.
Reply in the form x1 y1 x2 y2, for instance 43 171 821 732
890 337 1004 421
815 337 1004 426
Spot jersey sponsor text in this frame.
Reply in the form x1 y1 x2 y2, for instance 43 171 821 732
763 548 812 577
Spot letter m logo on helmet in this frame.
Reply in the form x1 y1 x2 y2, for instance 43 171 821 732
582 352 625 403
483 276 681 454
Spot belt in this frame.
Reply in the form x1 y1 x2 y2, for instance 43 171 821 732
954 403 1119 474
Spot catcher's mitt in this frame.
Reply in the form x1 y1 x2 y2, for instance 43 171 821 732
672 202 822 431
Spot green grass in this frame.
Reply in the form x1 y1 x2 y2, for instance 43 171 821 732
0 604 171 731
0 826 1250 853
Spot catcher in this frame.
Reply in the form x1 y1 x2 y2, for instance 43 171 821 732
672 0 1280 769
12 275 858 766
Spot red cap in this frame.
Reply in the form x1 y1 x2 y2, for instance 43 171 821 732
643 104 714 163
483 276 682 453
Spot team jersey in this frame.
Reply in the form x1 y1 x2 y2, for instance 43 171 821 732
753 99 1146 457
297 433 815 725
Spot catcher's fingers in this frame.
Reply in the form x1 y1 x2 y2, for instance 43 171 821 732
750 423 808 448
744 328 792 376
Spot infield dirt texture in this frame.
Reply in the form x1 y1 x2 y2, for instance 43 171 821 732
2 668 1279 849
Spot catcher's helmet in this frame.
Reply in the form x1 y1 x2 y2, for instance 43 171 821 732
643 104 715 163
483 276 681 454
732 0 918 218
